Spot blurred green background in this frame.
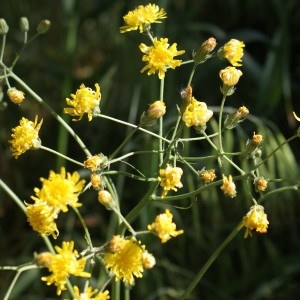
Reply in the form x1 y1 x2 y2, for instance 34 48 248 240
1 0 300 299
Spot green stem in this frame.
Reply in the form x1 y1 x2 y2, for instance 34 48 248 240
0 34 6 62
179 225 239 299
95 113 170 143
40 145 84 167
218 95 227 154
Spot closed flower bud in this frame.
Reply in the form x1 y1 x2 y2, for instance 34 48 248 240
19 17 29 32
34 252 52 268
37 19 51 34
142 251 156 269
140 100 166 127
224 106 249 129
240 132 263 160
193 37 217 65
0 18 9 35
219 66 243 96
7 87 25 104
98 190 114 209
90 173 105 190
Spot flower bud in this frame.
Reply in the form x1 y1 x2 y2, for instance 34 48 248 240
90 173 105 190
19 17 29 32
219 66 243 96
240 132 263 160
193 37 217 65
142 251 156 269
254 177 268 192
34 252 52 268
0 18 9 35
37 19 51 34
198 169 216 184
224 106 249 129
7 87 25 104
84 153 108 171
98 190 114 209
140 100 166 127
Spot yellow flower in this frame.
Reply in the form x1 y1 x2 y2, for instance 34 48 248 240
9 115 43 158
25 200 59 238
221 175 236 198
148 209 184 243
199 169 217 184
139 37 185 79
64 83 101 121
31 167 85 215
219 66 243 87
120 4 166 33
73 286 110 300
254 177 268 192
104 237 145 285
182 97 213 128
7 87 25 104
238 204 269 238
41 241 91 295
84 153 108 171
219 39 245 66
158 164 183 197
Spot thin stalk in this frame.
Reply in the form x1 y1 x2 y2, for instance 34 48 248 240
179 225 239 299
40 145 84 167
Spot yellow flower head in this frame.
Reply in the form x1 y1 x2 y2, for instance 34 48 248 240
73 285 110 300
148 209 184 243
31 167 85 215
9 115 43 158
139 37 185 79
254 177 268 192
219 39 245 66
104 237 145 285
41 241 91 296
7 87 25 104
158 164 183 197
84 153 108 171
221 175 237 198
182 97 213 128
239 204 269 238
64 83 101 121
219 66 243 87
25 200 59 238
120 4 166 33
199 169 217 184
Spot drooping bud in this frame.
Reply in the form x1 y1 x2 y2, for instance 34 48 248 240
0 18 9 35
19 17 29 32
37 19 51 34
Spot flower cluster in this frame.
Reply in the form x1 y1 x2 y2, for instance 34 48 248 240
148 209 184 243
158 165 183 197
41 241 91 295
25 167 85 238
